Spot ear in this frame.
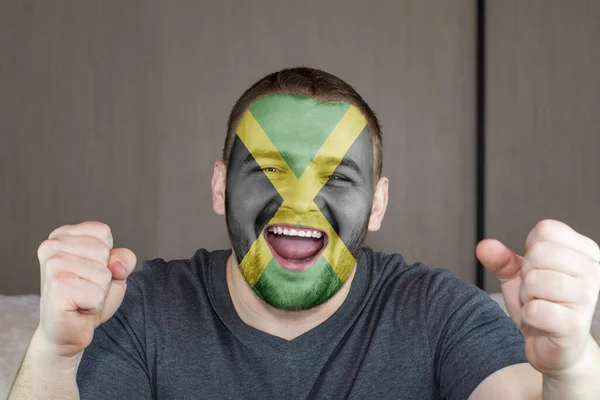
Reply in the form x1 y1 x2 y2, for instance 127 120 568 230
368 176 389 231
212 160 227 216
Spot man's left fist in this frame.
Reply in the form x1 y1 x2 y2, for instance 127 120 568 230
477 219 600 377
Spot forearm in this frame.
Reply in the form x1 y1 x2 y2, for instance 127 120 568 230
542 337 600 400
8 329 81 400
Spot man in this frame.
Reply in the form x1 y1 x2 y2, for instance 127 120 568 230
9 67 600 399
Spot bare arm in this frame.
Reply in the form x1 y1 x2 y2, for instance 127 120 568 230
9 330 81 400
469 363 542 400
8 222 136 400
470 339 600 399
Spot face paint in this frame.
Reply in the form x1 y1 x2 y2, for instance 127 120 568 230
225 94 374 310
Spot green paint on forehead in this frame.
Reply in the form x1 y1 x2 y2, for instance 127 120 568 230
248 94 350 179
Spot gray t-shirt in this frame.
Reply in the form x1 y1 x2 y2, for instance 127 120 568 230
77 248 528 399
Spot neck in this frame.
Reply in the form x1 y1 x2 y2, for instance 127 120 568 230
226 254 356 341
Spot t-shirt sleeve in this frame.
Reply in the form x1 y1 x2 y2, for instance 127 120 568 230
76 275 152 399
423 268 528 400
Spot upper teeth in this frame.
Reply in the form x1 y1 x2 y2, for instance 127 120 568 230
268 226 323 238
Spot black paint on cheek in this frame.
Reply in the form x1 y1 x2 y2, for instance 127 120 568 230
318 193 371 258
225 211 251 264
225 137 282 262
315 128 374 256
254 199 281 237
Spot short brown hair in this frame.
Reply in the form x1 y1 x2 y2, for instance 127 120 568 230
223 67 383 178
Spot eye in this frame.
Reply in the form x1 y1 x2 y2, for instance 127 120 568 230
262 167 280 173
328 174 349 182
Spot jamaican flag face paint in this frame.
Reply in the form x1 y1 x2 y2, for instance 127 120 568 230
225 94 374 310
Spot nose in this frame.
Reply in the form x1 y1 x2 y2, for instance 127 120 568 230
283 198 319 215
279 181 320 215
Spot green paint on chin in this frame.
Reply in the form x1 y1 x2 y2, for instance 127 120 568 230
249 94 350 179
252 255 343 310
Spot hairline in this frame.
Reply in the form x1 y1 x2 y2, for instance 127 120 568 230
224 93 382 180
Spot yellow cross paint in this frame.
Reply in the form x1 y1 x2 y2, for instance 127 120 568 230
236 104 367 286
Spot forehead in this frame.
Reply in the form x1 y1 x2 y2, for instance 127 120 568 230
248 94 352 140
241 94 368 174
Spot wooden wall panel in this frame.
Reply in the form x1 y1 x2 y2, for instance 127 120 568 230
485 0 600 292
0 1 162 294
153 0 478 282
0 0 476 294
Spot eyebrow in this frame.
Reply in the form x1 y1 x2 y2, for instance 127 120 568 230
243 149 363 175
311 155 363 175
242 149 283 166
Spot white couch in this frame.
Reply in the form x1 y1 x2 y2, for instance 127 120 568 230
1 294 599 399
0 295 40 398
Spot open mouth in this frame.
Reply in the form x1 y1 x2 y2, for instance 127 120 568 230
264 224 328 271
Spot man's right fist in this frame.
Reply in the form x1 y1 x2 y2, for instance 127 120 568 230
35 221 136 358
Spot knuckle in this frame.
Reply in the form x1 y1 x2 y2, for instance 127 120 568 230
523 269 538 286
48 224 70 239
98 244 111 261
529 241 546 256
535 219 554 238
94 221 111 235
91 221 112 239
45 253 66 273
38 239 58 259
44 255 69 283
94 222 114 248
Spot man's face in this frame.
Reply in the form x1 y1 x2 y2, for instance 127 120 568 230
224 94 374 310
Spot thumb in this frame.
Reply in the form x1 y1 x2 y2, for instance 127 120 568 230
107 247 137 280
476 239 524 327
476 239 522 283
97 248 137 325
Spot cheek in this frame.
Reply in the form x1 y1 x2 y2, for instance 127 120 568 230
317 186 373 230
226 174 281 221
339 191 372 225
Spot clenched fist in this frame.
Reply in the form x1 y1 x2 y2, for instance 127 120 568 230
35 221 136 358
477 219 600 378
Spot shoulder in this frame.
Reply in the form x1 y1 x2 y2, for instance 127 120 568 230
360 248 527 398
124 248 230 307
129 248 225 287
364 247 483 301
362 247 507 325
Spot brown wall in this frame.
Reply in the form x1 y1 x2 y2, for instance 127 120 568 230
0 0 477 295
3 1 599 296
485 0 600 293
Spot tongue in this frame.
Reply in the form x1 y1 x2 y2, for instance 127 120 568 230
268 234 323 260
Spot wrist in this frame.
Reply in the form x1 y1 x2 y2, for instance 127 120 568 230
28 328 83 373
542 337 600 399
